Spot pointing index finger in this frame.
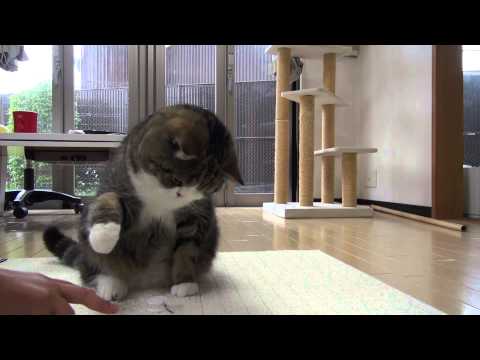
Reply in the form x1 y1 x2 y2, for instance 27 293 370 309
57 283 119 314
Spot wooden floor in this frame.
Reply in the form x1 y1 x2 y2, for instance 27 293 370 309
1 207 480 315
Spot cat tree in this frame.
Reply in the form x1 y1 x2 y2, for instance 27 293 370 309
263 45 377 219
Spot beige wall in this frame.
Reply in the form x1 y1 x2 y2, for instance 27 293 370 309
300 45 433 207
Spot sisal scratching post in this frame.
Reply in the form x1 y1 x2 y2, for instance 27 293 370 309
299 95 314 206
274 47 291 204
342 153 357 207
321 53 336 204
321 105 335 204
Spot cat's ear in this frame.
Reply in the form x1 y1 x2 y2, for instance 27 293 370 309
223 157 244 185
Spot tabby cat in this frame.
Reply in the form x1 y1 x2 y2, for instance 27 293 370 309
43 104 243 301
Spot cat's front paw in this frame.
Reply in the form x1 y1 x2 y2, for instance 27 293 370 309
170 282 199 297
89 222 121 254
95 275 128 301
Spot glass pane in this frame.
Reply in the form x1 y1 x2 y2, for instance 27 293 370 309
165 45 216 113
73 45 129 196
463 45 480 167
0 45 53 190
463 45 480 72
73 45 129 133
233 45 275 194
75 164 107 197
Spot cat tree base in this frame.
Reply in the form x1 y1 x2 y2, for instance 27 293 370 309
262 202 374 219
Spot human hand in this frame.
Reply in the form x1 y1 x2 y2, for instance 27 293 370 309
0 269 119 315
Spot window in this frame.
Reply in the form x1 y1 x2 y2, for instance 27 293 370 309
0 45 54 191
165 45 216 113
233 45 275 194
0 45 130 197
1 45 276 206
463 45 480 167
73 45 129 133
72 45 129 196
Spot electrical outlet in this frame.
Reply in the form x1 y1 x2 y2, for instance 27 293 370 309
366 170 377 188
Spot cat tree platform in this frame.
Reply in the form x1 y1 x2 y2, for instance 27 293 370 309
281 88 349 106
315 147 378 208
262 202 374 219
314 147 378 156
266 45 358 58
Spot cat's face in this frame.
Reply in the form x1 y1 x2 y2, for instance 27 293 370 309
137 105 244 196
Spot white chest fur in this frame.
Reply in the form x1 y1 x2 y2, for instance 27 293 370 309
129 170 204 222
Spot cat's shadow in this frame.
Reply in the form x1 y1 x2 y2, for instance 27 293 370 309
120 272 232 311
48 258 228 297
47 258 229 313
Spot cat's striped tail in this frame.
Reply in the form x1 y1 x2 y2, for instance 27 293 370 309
43 226 81 267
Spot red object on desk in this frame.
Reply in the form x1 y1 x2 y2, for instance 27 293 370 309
13 111 38 133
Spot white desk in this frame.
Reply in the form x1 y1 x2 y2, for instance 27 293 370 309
0 133 125 216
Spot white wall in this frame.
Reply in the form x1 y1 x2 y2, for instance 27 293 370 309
300 45 433 207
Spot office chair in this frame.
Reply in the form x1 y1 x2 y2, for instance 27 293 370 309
3 146 110 218
4 158 84 219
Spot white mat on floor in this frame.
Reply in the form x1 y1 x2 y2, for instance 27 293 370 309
0 251 444 315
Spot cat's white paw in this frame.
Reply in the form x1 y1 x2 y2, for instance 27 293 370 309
89 223 121 254
170 282 199 297
95 275 128 301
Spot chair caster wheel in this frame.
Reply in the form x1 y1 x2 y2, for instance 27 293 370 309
13 206 28 219
74 203 85 214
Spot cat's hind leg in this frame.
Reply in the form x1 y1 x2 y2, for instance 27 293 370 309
87 192 123 254
171 241 200 297
73 251 129 302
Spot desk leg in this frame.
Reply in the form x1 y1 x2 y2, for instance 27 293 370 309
0 146 7 217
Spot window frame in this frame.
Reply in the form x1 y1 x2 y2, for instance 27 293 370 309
53 45 139 197
47 45 277 207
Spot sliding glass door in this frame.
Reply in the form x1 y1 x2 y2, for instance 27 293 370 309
72 45 130 197
163 45 225 206
223 45 276 206
47 45 131 199
165 45 216 113
161 45 275 206
6 45 276 207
